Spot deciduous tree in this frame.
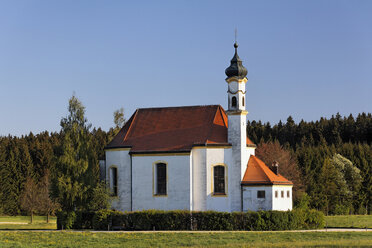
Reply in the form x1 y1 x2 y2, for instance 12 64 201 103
255 141 304 201
19 177 40 223
39 170 60 223
113 107 125 136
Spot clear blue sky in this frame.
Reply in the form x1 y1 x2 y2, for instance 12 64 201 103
1 0 371 136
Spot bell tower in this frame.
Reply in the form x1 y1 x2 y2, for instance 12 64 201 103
225 42 248 150
225 42 249 211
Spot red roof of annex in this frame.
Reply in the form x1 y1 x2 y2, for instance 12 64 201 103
242 155 293 185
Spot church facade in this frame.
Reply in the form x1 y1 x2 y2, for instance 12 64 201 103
102 43 293 212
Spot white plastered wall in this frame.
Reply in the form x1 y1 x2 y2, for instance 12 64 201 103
205 148 232 212
191 145 255 213
228 80 246 111
192 148 206 211
131 154 191 211
105 149 132 212
228 113 250 212
104 146 259 213
242 186 273 211
272 185 293 211
192 147 235 212
242 185 293 211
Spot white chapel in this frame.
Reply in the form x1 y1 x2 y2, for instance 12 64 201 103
102 43 293 212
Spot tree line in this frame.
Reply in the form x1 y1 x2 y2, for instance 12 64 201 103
0 95 124 219
247 114 372 215
0 95 371 216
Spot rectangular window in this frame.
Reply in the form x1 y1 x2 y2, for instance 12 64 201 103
213 165 225 194
110 167 118 196
257 190 265 198
281 190 284 198
287 190 290 198
275 190 278 198
156 163 167 195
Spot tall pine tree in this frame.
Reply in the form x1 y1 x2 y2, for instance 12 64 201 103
52 95 93 212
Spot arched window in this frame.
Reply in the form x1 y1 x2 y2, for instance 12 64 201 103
232 96 237 108
242 96 245 106
155 163 167 195
213 165 225 194
109 167 118 196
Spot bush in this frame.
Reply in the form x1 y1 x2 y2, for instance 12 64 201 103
305 209 325 229
58 209 325 231
192 211 233 230
92 209 118 230
259 211 290 230
73 211 95 229
56 211 76 230
151 210 190 230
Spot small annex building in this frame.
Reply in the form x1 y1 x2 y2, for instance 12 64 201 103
102 43 293 212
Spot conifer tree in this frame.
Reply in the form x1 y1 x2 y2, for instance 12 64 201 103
0 138 6 214
1 140 24 215
51 94 107 227
52 95 92 212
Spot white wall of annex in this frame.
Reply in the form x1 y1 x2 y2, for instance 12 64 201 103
105 149 132 212
272 186 293 211
242 186 273 211
132 155 191 211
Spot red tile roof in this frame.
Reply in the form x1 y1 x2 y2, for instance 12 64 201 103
242 155 293 185
247 137 255 146
106 105 254 153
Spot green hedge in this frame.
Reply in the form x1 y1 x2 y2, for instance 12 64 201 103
56 211 76 230
57 209 324 230
88 209 324 231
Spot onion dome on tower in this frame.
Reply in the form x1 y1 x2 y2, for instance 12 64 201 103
225 42 248 80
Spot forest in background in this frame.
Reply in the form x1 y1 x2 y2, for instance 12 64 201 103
0 98 371 215
247 113 372 215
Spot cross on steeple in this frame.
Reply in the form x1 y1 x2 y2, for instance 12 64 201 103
235 28 237 44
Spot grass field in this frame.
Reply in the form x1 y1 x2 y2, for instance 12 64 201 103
0 215 371 247
325 215 372 228
1 215 372 230
0 216 56 230
0 231 371 247
1 214 372 230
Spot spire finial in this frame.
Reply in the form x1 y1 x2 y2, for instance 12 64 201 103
234 28 238 48
225 30 247 80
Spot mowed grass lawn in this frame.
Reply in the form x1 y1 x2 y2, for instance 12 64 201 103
325 215 372 228
1 214 371 230
0 231 372 248
0 216 56 230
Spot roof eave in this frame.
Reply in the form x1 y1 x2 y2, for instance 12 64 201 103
192 143 232 147
241 181 293 186
104 145 132 150
129 150 191 155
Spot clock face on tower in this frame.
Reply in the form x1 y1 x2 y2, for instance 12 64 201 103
229 81 238 93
